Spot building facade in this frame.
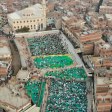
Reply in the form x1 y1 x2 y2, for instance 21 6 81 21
7 0 47 32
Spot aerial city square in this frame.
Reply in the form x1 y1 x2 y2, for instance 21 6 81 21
0 0 112 112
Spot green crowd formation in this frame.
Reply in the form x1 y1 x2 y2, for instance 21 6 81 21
27 34 67 56
45 80 87 112
34 55 73 69
45 67 87 80
24 80 46 107
26 34 88 112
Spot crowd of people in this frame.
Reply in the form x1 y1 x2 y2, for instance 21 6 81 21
45 80 87 112
27 34 68 56
24 80 46 106
26 34 88 112
34 55 73 69
45 67 87 80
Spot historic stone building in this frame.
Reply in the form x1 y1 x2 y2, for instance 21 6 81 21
7 0 47 32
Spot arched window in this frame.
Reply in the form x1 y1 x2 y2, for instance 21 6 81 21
34 25 36 29
41 23 43 29
38 24 40 30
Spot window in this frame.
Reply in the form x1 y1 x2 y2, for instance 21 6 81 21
27 21 29 22
30 20 32 22
33 20 35 22
18 26 19 29
41 23 43 29
20 21 22 23
17 21 18 23
24 21 25 23
34 25 36 29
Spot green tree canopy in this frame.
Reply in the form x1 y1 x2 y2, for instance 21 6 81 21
16 26 30 33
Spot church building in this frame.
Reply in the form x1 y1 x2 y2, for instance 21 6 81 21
7 0 46 32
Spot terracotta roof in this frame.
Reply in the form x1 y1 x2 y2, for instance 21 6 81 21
0 67 7 76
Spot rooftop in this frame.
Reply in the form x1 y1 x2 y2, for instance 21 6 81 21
100 5 112 9
16 70 29 80
0 86 30 109
0 60 11 76
0 60 10 68
8 4 44 20
0 39 11 57
105 14 112 20
0 46 11 56
97 78 107 85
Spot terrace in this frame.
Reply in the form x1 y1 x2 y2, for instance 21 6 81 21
24 31 88 111
27 34 68 56
45 80 87 112
27 34 76 69
34 55 73 69
45 67 87 81
25 80 46 107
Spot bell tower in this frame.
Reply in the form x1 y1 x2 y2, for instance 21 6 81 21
41 0 46 30
42 0 46 17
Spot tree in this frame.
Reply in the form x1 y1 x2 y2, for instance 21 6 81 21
16 26 30 33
